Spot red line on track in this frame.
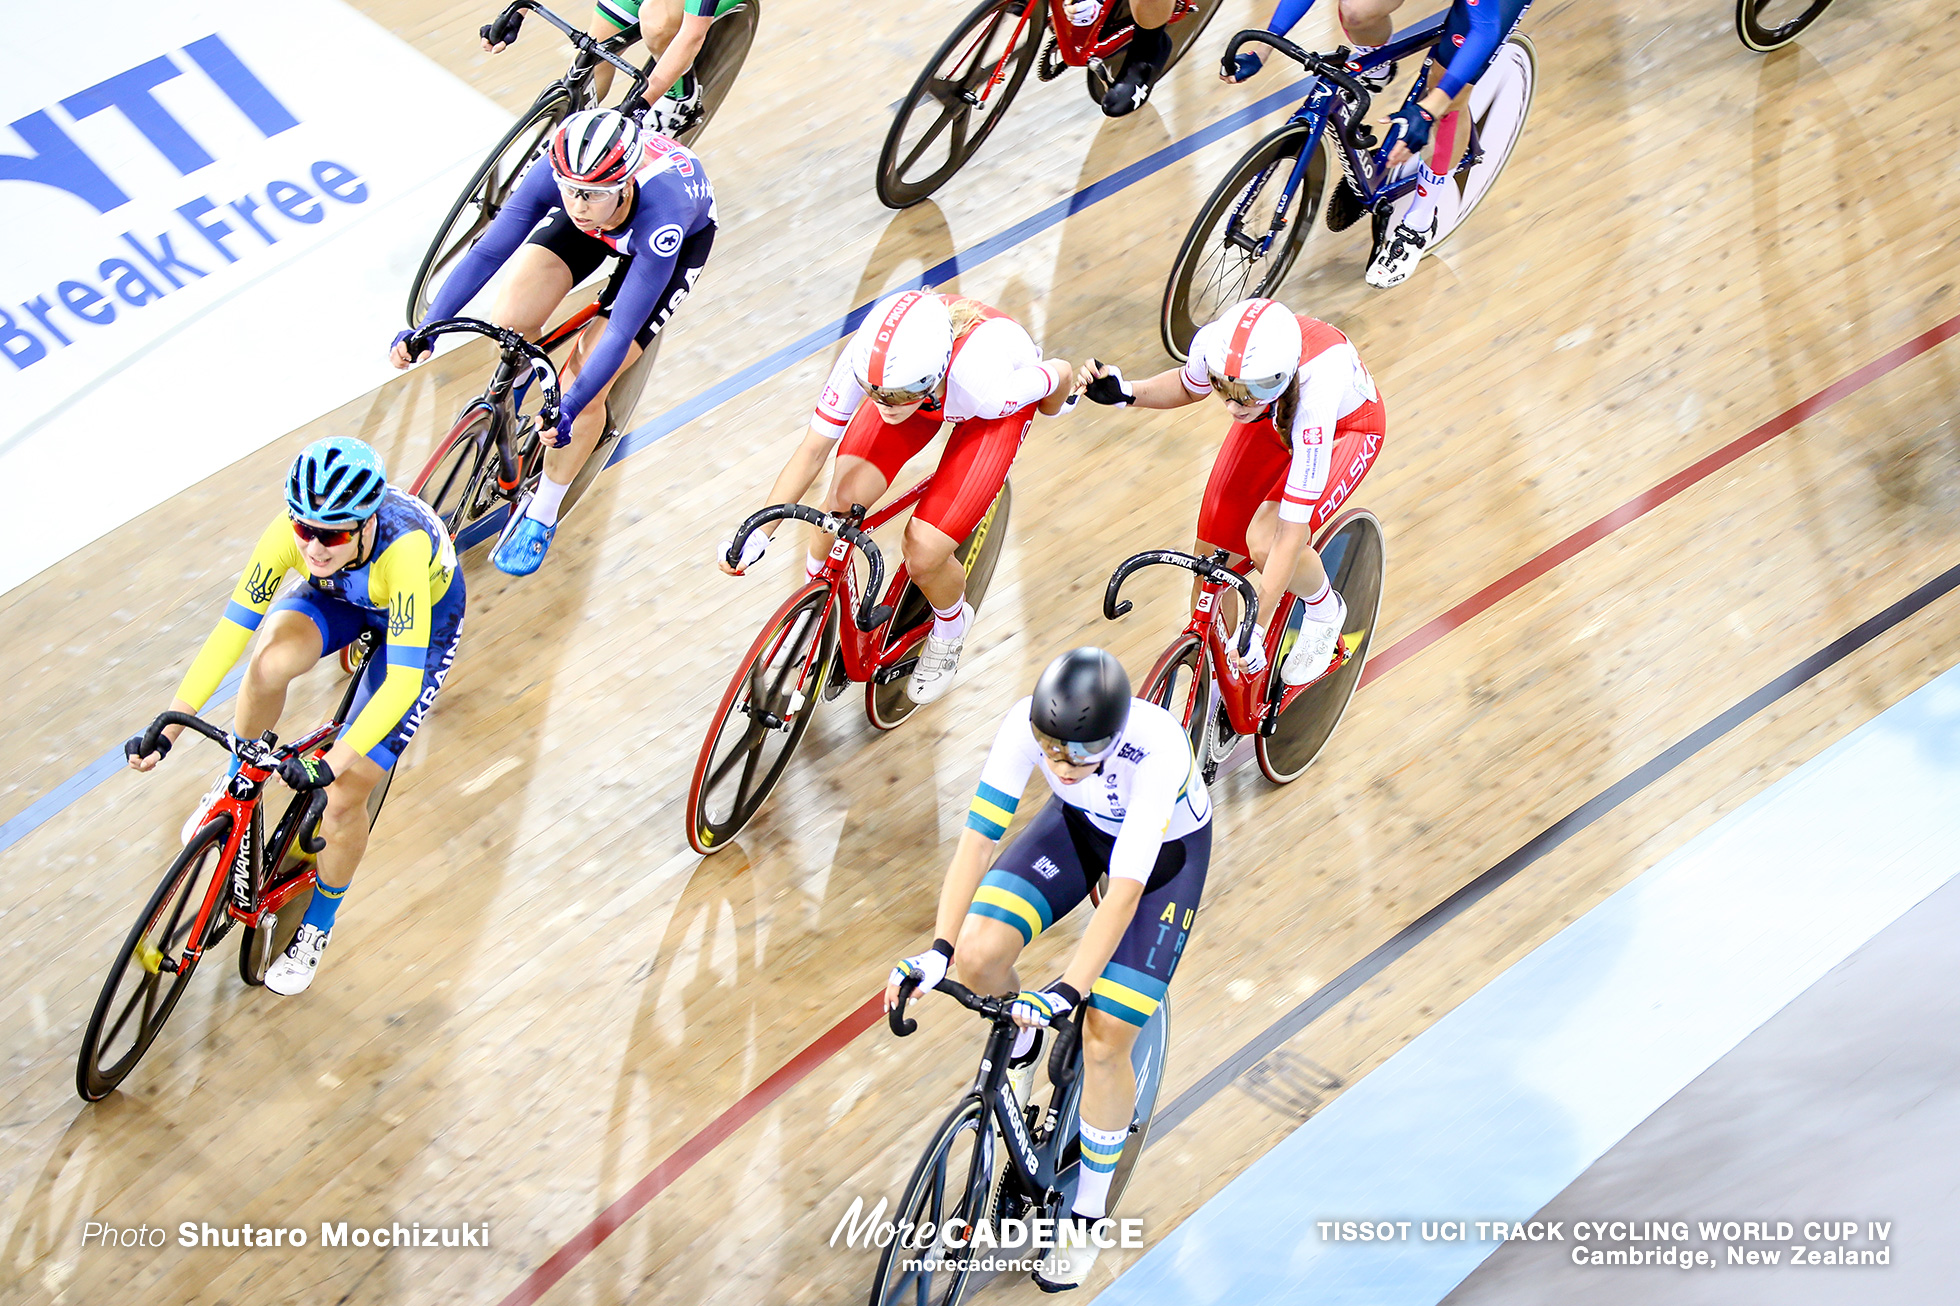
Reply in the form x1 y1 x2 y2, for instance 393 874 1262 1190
1360 312 1960 686
497 312 1960 1306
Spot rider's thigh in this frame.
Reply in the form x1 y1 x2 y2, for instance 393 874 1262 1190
563 327 643 393
1081 1006 1143 1064
902 515 959 572
1242 501 1281 571
826 455 892 515
491 245 579 337
321 746 385 813
1338 0 1405 29
252 609 332 680
954 914 1027 986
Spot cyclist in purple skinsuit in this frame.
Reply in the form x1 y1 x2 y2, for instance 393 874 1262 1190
391 108 715 576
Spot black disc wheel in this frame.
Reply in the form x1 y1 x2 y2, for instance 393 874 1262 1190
413 405 502 544
1736 0 1837 52
1139 633 1218 781
1256 509 1385 783
672 0 760 145
77 817 231 1101
1161 121 1326 361
687 586 839 854
866 480 1012 730
1084 0 1229 105
406 88 570 326
876 0 1045 209
866 1096 999 1306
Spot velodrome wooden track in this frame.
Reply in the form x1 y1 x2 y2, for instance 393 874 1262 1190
5 0 1958 1300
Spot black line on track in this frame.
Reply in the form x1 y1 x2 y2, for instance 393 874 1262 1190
1148 558 1960 1143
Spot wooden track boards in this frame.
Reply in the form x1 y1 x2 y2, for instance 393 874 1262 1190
3 0 1958 1302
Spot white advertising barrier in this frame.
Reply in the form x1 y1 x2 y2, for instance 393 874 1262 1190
0 0 514 596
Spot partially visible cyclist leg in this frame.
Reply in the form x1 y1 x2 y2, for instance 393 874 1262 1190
174 610 321 843
1104 0 1176 117
903 407 1029 704
267 595 463 996
587 0 641 102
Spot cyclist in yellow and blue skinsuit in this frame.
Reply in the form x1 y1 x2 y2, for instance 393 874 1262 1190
124 437 463 997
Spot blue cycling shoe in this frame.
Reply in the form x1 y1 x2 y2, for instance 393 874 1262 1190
493 505 556 576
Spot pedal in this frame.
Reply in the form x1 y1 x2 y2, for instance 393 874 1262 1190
1325 178 1366 232
873 657 919 686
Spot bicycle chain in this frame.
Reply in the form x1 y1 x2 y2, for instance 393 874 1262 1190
1038 34 1068 81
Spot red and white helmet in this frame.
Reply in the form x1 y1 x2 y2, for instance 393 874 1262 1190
549 108 642 189
849 291 954 406
1197 298 1303 405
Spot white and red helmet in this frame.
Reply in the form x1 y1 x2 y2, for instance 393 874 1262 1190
849 291 954 405
549 108 642 189
1198 298 1303 405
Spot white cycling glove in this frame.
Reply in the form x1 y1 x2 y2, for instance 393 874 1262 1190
1241 623 1269 675
718 531 769 573
1066 0 1103 27
890 939 955 994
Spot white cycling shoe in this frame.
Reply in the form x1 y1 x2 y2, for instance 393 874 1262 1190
1033 1218 1101 1292
1280 592 1348 687
180 773 228 845
264 924 330 996
907 603 974 705
1366 215 1437 289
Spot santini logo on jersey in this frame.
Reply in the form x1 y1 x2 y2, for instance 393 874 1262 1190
1118 743 1147 764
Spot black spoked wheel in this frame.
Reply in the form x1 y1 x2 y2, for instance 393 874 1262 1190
867 1096 998 1306
1084 0 1229 104
876 0 1046 209
1140 633 1218 781
1256 509 1384 783
414 405 503 544
407 88 570 326
673 0 760 145
866 480 1013 730
1161 121 1326 361
77 818 231 1101
687 586 839 853
1736 0 1837 51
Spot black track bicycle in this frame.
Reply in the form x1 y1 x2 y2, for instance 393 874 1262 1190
868 977 1169 1305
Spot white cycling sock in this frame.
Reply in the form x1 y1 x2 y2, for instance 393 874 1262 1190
1403 161 1446 232
805 552 825 579
931 599 971 641
1072 1121 1129 1218
528 474 572 526
1298 579 1340 623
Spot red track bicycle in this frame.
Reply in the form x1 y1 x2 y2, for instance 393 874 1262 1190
76 632 395 1101
686 479 1011 853
1104 507 1385 784
874 0 1229 207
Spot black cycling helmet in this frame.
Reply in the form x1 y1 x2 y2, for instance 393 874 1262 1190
1030 648 1131 763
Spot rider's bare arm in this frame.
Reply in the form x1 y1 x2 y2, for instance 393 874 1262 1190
1036 359 1076 416
934 827 1000 944
1081 361 1207 410
638 12 714 110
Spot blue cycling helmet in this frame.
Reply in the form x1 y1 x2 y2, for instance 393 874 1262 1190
286 437 388 527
